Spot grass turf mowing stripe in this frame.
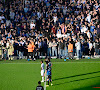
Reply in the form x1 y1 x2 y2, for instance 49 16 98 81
0 62 100 64
0 59 100 90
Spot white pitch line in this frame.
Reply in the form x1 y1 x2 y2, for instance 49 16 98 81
0 63 40 64
0 62 100 64
44 67 46 90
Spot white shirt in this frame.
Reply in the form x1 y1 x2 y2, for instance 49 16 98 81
54 9 57 13
75 42 81 50
87 31 92 38
10 12 15 19
0 42 4 46
81 0 86 4
6 20 11 27
63 9 67 15
94 5 99 9
53 16 57 23
0 16 5 20
37 12 41 19
89 43 92 49
56 34 68 38
6 43 9 48
0 16 2 20
86 14 91 23
25 0 30 4
30 23 35 29
47 42 52 48
41 63 44 70
56 34 62 38
62 34 68 38
93 42 95 48
19 42 24 46
81 26 88 33
52 42 57 49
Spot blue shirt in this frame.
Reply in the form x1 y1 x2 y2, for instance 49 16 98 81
90 26 95 32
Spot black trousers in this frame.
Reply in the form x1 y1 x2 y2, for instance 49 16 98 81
27 52 33 59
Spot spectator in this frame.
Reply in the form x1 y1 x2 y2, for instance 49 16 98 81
96 24 100 37
95 39 99 55
30 21 35 29
8 42 14 60
86 13 91 23
0 41 2 60
87 30 92 40
63 38 68 59
27 42 34 60
9 10 15 21
0 0 100 60
99 38 100 55
90 22 95 34
68 41 73 59
18 40 24 59
88 41 94 57
51 39 57 57
75 39 81 60
47 39 52 57
59 39 65 58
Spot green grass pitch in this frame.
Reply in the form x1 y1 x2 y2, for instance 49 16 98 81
0 58 100 90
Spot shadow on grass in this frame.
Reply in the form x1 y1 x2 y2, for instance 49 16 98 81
75 81 100 90
54 75 100 86
53 71 100 81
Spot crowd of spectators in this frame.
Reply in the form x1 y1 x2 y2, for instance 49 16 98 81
0 0 100 60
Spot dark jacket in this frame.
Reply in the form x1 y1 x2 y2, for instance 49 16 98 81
59 42 65 49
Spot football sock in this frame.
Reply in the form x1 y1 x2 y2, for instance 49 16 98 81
42 77 44 81
48 81 49 85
